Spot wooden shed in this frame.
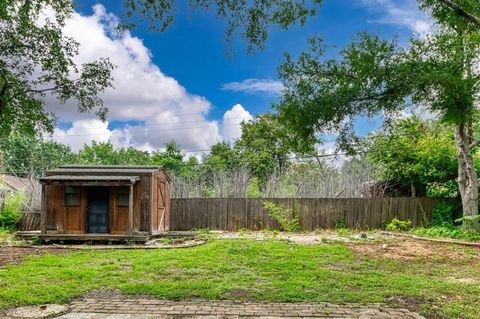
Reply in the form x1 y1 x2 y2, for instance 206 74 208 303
39 165 170 242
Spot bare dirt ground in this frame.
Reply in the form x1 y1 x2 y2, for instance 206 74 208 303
0 245 74 266
347 238 480 261
214 230 480 261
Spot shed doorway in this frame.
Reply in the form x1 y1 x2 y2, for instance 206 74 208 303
87 187 109 233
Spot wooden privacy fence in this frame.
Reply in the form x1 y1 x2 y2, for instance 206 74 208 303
170 197 455 231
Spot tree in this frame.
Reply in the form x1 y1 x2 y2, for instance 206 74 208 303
367 116 458 197
151 141 192 177
276 1 480 230
234 113 316 184
0 134 77 176
0 0 114 137
202 142 239 172
123 0 322 52
78 141 120 165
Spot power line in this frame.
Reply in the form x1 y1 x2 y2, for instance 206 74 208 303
50 121 254 138
52 116 254 134
0 152 349 175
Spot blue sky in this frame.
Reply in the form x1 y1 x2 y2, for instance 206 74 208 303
50 0 430 152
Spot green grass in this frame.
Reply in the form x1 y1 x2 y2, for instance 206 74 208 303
0 240 479 318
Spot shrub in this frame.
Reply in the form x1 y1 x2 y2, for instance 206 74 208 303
385 218 412 231
246 177 262 198
412 226 480 241
0 191 26 231
431 202 456 226
334 219 347 229
263 201 301 232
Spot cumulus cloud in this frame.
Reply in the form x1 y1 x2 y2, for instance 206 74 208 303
222 104 253 142
48 4 222 151
222 78 284 96
360 0 434 37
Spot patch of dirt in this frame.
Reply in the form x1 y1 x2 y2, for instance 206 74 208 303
225 289 253 299
0 245 74 266
387 296 443 319
347 239 480 261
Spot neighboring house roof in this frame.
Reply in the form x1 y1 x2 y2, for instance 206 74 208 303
0 174 30 191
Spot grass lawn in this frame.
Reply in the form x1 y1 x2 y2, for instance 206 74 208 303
0 239 479 318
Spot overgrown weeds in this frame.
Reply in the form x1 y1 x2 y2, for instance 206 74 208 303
262 201 301 232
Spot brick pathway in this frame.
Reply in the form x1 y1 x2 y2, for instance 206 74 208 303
53 299 426 319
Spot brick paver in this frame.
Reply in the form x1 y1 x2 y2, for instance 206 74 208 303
52 298 426 319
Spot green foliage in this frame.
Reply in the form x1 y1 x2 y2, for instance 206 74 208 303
412 226 480 241
151 141 193 177
367 117 458 197
123 0 322 52
385 218 413 232
0 192 26 231
334 219 347 230
0 0 113 137
234 113 316 184
275 2 480 226
432 202 456 226
262 201 301 232
0 134 77 176
30 236 43 246
246 177 262 198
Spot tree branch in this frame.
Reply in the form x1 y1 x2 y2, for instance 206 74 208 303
437 0 480 26
469 139 480 149
28 86 59 93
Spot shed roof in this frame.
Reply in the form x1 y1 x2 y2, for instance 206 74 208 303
47 168 158 174
59 165 162 170
40 175 141 183
43 165 170 182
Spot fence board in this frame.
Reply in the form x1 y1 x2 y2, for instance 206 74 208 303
169 197 458 231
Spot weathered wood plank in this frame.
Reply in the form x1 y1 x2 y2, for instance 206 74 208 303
169 197 456 231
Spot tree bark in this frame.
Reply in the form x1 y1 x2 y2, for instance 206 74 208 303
411 182 416 198
455 123 480 231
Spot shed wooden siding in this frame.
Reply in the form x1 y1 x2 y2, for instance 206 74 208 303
170 197 457 231
151 170 170 233
45 185 131 234
41 166 171 238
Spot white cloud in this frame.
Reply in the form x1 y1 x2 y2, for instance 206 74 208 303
222 104 253 142
360 0 434 37
222 78 284 96
47 4 222 151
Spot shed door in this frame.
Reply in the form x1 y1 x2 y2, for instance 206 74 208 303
87 187 109 233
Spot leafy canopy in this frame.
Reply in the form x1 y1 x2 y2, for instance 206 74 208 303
367 116 458 197
123 0 322 52
276 0 480 147
0 0 114 137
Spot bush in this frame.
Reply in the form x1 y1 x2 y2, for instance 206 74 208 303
412 225 480 241
431 202 456 226
334 219 347 229
385 218 412 231
0 192 26 231
263 201 301 232
246 177 262 198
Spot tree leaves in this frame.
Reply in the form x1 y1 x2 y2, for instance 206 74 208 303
0 0 114 138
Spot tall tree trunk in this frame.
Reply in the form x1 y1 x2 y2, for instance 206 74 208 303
455 123 479 231
410 182 416 198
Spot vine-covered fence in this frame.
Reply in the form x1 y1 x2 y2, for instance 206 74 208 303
170 197 455 231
